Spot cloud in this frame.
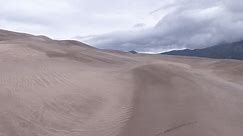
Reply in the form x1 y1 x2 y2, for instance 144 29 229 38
84 0 243 52
0 0 166 39
133 23 146 28
0 0 242 52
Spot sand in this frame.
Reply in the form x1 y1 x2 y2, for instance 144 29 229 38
0 29 243 136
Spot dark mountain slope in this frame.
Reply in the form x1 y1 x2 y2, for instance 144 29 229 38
161 41 243 60
129 50 138 54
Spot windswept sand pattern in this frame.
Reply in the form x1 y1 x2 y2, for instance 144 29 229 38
0 30 243 136
0 62 133 136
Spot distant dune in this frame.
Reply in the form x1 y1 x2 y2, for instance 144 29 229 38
0 29 243 136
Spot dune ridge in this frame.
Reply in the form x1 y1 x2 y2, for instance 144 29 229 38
0 29 243 136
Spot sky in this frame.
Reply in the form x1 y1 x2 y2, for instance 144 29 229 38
0 0 243 52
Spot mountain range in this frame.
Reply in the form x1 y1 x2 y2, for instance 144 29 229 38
161 41 243 60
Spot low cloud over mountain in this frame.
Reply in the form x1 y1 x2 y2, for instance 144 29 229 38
84 0 243 52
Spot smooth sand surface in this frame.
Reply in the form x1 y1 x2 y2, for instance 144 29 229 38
0 29 243 136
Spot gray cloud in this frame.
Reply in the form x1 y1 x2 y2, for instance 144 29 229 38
133 23 147 28
85 0 243 52
0 0 242 52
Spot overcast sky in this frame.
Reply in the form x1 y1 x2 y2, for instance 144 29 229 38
0 0 243 52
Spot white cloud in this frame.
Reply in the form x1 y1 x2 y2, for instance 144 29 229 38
0 0 167 39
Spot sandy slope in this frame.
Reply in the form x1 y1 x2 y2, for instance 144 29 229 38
0 29 243 136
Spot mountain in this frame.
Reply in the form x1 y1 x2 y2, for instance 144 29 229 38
129 50 138 54
0 29 243 136
161 41 243 60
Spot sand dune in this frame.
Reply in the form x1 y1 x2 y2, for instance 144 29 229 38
0 29 243 136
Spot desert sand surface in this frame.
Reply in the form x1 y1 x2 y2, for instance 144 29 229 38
0 29 243 136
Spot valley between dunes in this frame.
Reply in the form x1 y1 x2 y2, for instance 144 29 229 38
0 30 243 136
